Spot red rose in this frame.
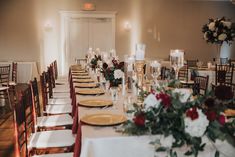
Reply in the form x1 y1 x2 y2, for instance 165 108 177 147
133 113 145 127
186 107 199 120
156 93 171 108
206 111 217 121
218 115 226 125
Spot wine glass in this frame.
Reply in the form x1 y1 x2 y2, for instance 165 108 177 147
150 60 161 86
170 49 184 79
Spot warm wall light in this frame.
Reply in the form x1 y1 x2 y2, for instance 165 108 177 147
83 3 96 11
44 22 53 31
124 21 132 31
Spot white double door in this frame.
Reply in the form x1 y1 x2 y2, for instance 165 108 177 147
68 17 114 64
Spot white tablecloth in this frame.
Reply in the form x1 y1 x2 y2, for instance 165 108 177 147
74 70 235 157
0 61 39 83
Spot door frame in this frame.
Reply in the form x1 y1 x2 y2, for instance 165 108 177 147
59 11 116 75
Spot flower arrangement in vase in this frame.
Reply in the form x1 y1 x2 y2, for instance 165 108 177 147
122 82 235 157
90 55 102 70
202 17 235 57
102 58 124 87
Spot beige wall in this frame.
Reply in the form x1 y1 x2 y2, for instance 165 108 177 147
0 0 235 72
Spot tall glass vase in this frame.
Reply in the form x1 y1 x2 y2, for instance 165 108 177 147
216 44 222 60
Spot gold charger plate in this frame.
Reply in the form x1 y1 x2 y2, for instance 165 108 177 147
73 75 91 79
74 79 94 83
75 83 98 88
81 113 127 126
78 99 113 107
224 109 235 117
76 88 105 95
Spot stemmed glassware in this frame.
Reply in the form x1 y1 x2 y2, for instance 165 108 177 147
170 49 184 79
150 60 161 86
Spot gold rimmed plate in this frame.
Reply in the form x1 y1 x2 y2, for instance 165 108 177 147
73 79 94 83
76 88 105 95
81 113 127 126
78 99 113 108
75 83 98 88
72 73 89 76
73 75 91 79
224 109 235 117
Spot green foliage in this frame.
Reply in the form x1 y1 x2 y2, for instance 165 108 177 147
122 81 235 157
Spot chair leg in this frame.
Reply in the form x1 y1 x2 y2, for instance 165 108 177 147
6 90 12 110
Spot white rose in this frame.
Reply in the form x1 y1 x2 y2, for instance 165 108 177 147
218 33 227 41
173 88 192 103
160 135 176 148
213 32 217 37
208 22 215 31
204 32 208 40
222 21 232 29
144 94 161 109
114 69 124 79
184 109 209 137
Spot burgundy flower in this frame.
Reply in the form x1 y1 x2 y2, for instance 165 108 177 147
218 115 226 125
156 93 171 108
206 111 217 121
117 62 124 69
133 113 145 127
186 107 199 120
103 63 108 69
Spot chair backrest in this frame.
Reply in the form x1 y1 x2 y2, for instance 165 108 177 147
13 92 27 157
193 75 209 96
178 65 188 81
53 60 58 80
0 65 11 84
12 62 17 83
40 72 49 112
220 57 229 65
30 78 41 117
48 65 55 88
14 86 35 157
215 64 234 85
187 60 198 68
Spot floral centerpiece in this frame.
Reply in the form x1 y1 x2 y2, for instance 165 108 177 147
102 58 124 87
122 82 235 157
202 17 235 57
202 17 235 45
90 55 102 70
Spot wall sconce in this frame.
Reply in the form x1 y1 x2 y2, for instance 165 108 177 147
44 22 53 32
124 21 132 31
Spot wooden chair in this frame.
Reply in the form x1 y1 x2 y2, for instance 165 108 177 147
193 75 209 96
178 65 194 87
214 64 234 86
187 59 198 68
12 62 17 83
14 87 75 156
0 65 12 109
40 72 72 115
47 65 70 96
30 78 73 131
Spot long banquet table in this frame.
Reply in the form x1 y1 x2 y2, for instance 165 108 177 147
71 67 235 157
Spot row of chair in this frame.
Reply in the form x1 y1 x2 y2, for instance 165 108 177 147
14 60 80 157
